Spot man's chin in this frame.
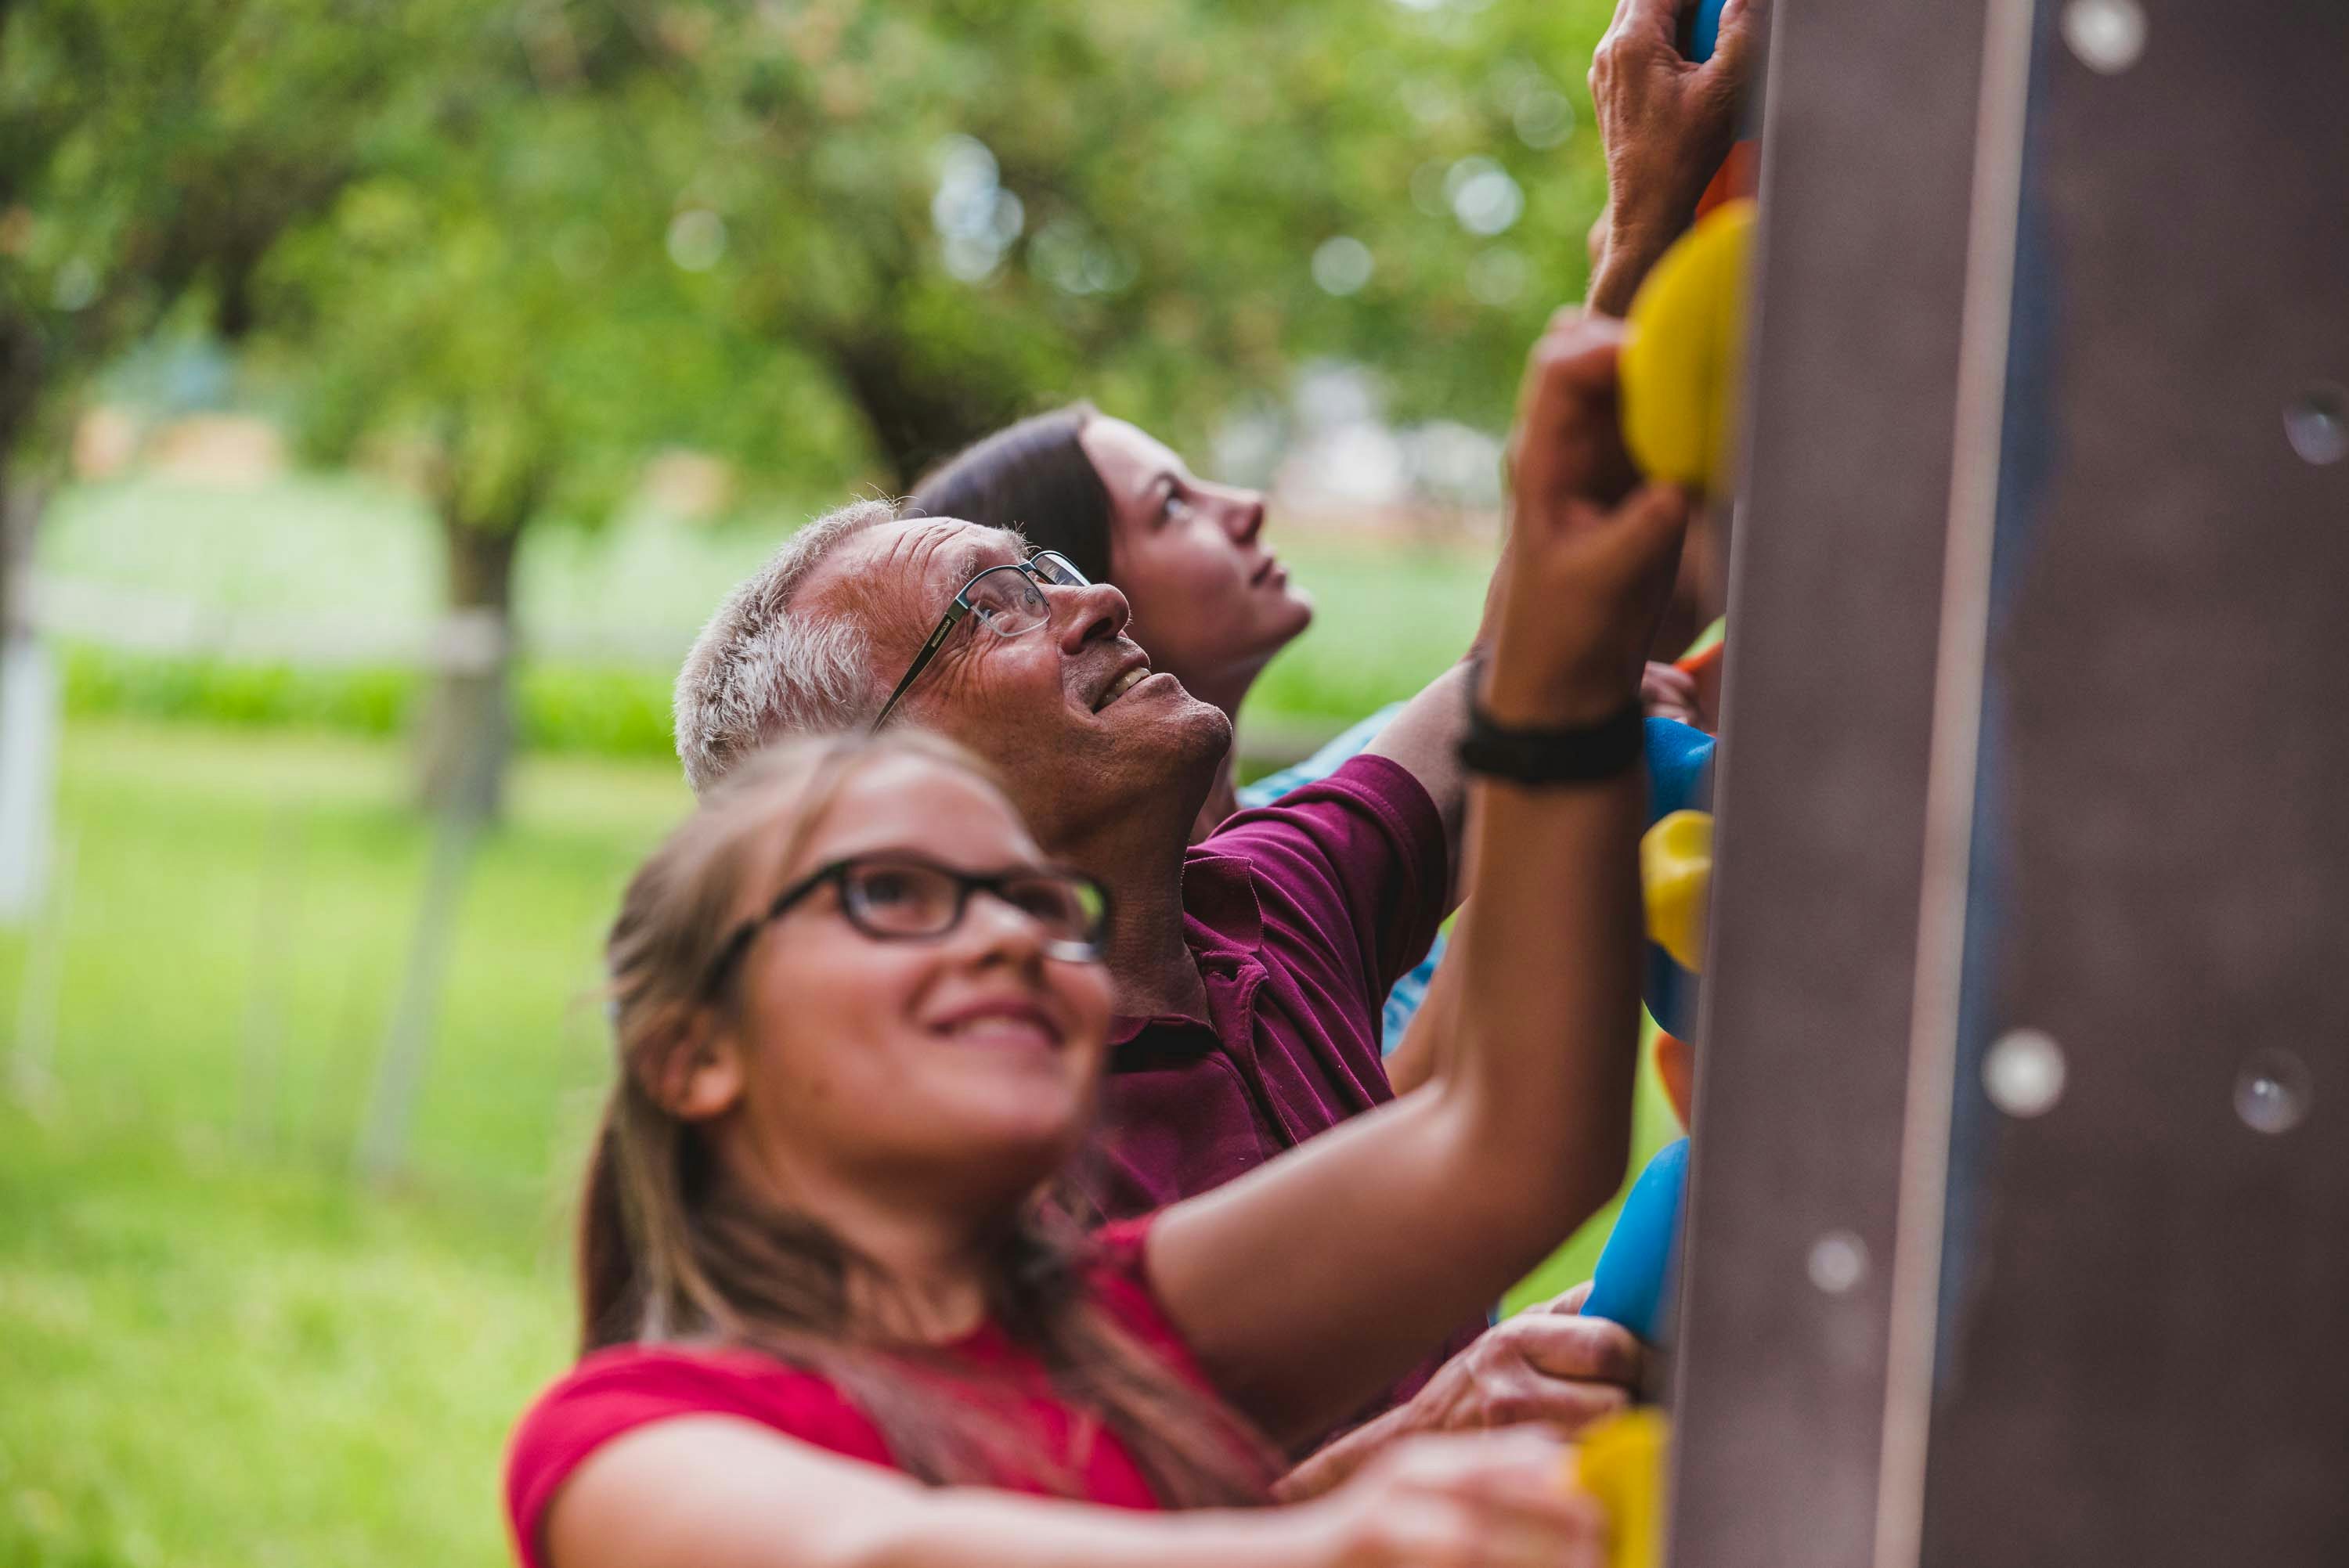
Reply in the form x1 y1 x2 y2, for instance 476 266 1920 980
1092 676 1229 746
1160 689 1234 763
1099 687 1230 782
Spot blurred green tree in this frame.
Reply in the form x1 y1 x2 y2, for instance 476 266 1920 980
16 0 1619 824
654 0 1618 480
252 0 1615 820
0 0 451 917
251 39 839 820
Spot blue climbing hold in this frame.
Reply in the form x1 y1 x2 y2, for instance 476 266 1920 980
1687 0 1728 63
1582 1137 1690 1342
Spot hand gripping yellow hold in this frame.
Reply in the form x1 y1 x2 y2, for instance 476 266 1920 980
1618 199 1757 495
1641 809 1713 974
1567 1408 1670 1568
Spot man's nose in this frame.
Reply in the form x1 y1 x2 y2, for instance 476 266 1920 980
1052 579 1131 652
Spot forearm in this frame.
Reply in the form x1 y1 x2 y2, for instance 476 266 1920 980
836 1494 1320 1568
1584 222 1674 319
553 1424 1327 1568
1432 463 1679 1228
1444 766 1646 1229
1147 767 1646 1442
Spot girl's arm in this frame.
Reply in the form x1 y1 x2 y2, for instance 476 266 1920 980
543 1418 1602 1568
1145 315 1685 1446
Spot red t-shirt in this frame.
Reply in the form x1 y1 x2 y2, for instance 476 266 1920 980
503 1220 1225 1568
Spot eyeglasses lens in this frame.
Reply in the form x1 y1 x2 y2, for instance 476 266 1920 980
998 874 1106 948
843 863 962 937
968 571 1048 635
839 860 1105 956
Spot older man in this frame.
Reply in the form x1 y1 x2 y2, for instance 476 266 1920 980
673 318 1651 1458
677 490 1487 1204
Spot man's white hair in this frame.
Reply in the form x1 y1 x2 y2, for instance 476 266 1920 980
673 499 897 792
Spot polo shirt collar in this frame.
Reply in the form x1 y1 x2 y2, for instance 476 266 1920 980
1102 849 1266 1047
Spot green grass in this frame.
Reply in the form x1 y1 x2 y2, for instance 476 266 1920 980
9 719 685 1197
0 1112 568 1568
0 719 673 1568
0 699 1669 1566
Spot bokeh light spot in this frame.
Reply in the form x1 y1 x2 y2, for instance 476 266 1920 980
665 210 727 272
1312 236 1375 297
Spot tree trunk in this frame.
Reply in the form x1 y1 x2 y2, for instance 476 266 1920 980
368 499 522 1179
417 515 520 824
821 331 1018 489
0 320 58 925
0 312 46 647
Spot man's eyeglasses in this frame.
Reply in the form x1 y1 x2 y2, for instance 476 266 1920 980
701 851 1111 995
871 550 1089 730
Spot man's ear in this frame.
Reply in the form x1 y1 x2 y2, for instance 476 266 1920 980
651 1007 746 1123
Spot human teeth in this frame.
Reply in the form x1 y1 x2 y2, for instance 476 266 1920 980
1101 668 1148 707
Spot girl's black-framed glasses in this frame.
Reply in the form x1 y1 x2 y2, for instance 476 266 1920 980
870 550 1089 730
702 852 1111 996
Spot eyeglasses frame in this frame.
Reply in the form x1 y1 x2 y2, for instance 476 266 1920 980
869 549 1089 731
699 850 1112 997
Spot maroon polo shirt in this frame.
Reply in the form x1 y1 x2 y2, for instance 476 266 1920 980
1081 752 1476 1417
1085 752 1449 1216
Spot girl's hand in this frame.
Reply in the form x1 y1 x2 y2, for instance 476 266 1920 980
1294 1429 1608 1568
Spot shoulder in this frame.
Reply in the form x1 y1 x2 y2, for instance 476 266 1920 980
1200 751 1444 901
507 1343 886 1566
1084 1216 1218 1393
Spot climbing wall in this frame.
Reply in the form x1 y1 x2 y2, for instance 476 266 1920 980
1668 2 2349 1566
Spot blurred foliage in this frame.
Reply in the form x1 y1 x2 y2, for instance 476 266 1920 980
0 0 446 462
10 0 1617 809
62 644 680 759
621 0 1621 478
63 643 420 737
11 0 1616 492
246 28 853 539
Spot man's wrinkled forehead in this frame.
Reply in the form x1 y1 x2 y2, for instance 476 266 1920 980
809 517 1027 643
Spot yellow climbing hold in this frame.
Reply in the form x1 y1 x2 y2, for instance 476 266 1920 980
1641 809 1713 973
1619 199 1756 495
1568 1408 1671 1568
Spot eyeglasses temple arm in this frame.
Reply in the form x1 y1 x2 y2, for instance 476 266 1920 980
870 604 968 730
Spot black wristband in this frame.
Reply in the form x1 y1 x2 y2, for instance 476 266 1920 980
1457 665 1643 785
